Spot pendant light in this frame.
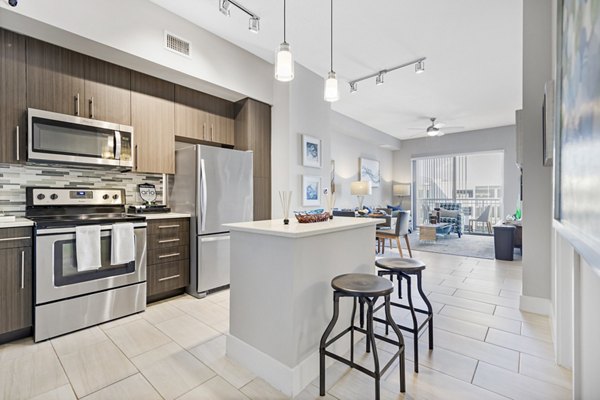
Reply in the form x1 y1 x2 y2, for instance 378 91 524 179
324 0 339 102
275 0 294 81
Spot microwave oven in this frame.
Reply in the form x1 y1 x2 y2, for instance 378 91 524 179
28 108 134 170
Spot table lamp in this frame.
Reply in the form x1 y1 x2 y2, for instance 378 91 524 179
351 181 372 210
393 183 411 209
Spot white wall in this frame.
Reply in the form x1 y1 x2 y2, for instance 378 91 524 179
270 64 332 217
330 112 399 210
392 125 519 219
0 0 273 103
520 0 553 310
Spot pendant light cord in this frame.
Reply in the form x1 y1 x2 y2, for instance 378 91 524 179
283 0 287 43
330 0 333 72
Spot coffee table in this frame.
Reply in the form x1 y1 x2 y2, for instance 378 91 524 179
419 223 451 241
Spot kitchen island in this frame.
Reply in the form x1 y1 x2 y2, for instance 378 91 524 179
224 217 381 397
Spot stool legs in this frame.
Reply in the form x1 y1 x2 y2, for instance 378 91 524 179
404 274 420 372
384 295 406 393
416 271 434 349
320 292 340 396
320 292 406 399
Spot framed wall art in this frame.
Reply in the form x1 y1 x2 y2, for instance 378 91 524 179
359 157 380 188
553 0 600 271
302 175 321 206
302 134 322 168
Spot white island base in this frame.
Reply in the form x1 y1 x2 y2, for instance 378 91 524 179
224 217 381 397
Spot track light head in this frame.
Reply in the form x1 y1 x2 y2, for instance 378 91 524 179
349 82 358 93
376 72 384 86
219 0 231 16
415 60 425 74
249 16 260 33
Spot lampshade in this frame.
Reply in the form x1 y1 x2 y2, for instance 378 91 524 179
393 183 411 196
275 43 294 82
351 181 372 196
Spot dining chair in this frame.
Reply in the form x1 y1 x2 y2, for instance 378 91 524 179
469 205 492 234
376 211 412 257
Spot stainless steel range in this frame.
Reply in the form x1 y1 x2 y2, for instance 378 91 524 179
26 187 147 342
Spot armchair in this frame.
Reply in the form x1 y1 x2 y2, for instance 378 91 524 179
437 202 464 238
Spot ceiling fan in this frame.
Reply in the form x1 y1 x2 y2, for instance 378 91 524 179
408 117 465 137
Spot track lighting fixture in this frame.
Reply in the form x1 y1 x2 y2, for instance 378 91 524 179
218 0 260 34
348 57 426 93
324 0 339 102
415 60 425 74
248 16 260 33
275 0 294 81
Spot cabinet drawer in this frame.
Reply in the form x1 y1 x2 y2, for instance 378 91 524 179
147 233 190 250
147 259 189 296
147 219 189 237
148 245 189 266
0 227 32 250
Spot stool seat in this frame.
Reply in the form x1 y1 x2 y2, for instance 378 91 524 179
375 257 426 273
332 273 394 297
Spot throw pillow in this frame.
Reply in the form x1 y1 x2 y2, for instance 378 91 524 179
387 204 403 211
439 208 458 218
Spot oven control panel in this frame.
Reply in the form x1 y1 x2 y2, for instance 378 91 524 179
28 188 126 206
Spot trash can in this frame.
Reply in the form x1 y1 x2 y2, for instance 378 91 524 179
493 225 516 261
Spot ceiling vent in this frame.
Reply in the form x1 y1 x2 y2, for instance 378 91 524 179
164 31 191 57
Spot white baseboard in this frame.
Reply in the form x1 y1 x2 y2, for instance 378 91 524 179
519 295 552 316
226 333 352 397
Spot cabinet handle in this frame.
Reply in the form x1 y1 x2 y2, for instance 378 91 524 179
0 236 30 242
89 97 95 118
158 252 180 259
158 224 180 229
203 123 206 139
15 125 20 161
135 144 138 170
158 274 181 282
75 93 80 116
211 124 214 141
20 250 24 289
158 238 180 244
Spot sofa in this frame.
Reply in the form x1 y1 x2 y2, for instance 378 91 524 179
437 202 464 238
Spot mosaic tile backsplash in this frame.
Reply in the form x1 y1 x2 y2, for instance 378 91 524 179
0 163 163 216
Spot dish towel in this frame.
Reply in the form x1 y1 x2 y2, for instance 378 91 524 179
75 225 102 272
111 223 135 265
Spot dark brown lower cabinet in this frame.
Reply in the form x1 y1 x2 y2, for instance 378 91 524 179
0 233 32 336
146 218 190 301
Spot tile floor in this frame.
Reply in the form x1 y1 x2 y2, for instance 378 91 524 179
0 250 572 400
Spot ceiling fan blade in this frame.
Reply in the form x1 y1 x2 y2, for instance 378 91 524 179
442 126 465 129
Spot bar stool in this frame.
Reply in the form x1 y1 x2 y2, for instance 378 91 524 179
373 258 433 373
319 273 406 400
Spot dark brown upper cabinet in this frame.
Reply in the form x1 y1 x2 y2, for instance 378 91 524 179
26 38 85 116
84 57 131 125
0 28 27 164
174 85 234 146
131 71 175 174
27 38 131 125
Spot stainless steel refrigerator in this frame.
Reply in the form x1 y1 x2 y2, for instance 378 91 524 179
170 144 253 298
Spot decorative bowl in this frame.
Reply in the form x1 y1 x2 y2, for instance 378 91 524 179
294 212 330 223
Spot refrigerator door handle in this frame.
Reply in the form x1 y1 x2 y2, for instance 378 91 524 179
200 158 207 232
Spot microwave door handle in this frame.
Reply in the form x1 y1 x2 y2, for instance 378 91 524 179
200 158 207 232
114 131 122 160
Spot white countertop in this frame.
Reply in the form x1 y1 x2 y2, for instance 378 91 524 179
128 212 191 220
225 217 383 238
0 217 34 228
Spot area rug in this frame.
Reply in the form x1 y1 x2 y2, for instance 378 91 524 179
384 232 497 260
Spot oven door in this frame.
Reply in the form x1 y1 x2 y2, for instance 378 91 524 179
35 223 147 305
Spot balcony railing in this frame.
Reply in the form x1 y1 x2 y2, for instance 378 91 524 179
415 197 502 234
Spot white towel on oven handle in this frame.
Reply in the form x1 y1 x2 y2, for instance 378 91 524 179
75 225 102 271
111 222 135 265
